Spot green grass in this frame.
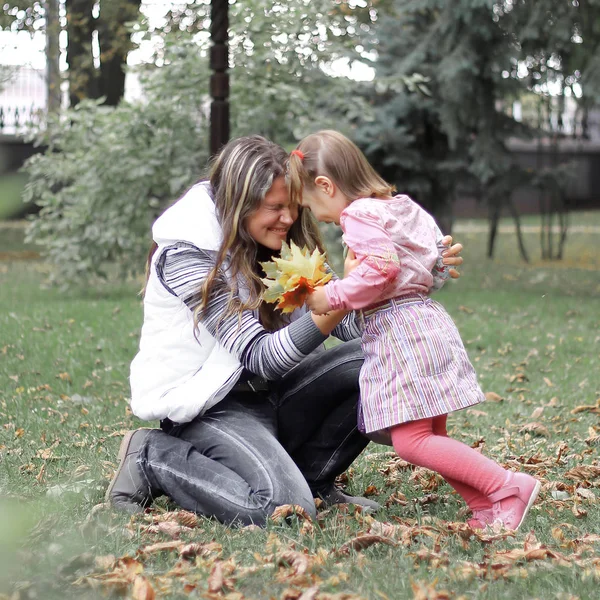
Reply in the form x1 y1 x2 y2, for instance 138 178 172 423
1 213 600 599
0 173 29 220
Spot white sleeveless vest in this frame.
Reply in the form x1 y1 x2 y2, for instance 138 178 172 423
129 183 244 423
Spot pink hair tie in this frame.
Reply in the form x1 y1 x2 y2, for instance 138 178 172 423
291 149 305 160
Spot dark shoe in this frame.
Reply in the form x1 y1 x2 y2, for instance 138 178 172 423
105 429 157 514
316 485 382 513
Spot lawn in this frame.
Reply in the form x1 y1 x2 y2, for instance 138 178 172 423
0 173 29 220
1 215 599 600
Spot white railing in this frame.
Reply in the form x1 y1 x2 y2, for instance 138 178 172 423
0 66 46 135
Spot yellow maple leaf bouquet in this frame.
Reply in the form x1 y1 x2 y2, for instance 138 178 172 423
260 241 332 313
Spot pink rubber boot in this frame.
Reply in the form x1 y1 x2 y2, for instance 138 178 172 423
488 471 541 531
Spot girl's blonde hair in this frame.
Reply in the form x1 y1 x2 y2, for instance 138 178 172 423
288 130 395 206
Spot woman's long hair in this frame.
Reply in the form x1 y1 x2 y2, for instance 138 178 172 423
201 135 325 331
146 136 324 330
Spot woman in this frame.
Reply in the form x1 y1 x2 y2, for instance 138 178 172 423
106 135 464 526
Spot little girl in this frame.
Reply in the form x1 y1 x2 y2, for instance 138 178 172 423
288 130 540 531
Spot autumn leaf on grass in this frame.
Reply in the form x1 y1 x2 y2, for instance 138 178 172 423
565 465 600 480
276 551 311 576
519 422 550 437
260 241 332 313
336 534 397 555
410 578 451 600
132 576 155 600
141 521 192 538
270 504 313 523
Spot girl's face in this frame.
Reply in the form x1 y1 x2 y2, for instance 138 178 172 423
246 176 298 251
301 177 348 225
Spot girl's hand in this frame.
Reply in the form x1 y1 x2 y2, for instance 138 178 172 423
343 248 361 278
306 286 332 315
440 235 463 279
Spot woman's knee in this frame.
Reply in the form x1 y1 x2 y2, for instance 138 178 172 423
323 339 364 387
268 479 317 521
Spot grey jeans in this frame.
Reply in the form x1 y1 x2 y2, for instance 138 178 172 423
135 339 368 526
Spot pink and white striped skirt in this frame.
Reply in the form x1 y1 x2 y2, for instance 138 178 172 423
358 295 484 438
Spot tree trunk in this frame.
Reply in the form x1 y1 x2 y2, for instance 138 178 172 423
65 0 97 107
556 193 569 259
96 0 141 106
507 198 529 263
45 0 61 114
487 198 501 259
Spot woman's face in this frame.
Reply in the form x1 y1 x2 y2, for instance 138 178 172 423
246 176 298 251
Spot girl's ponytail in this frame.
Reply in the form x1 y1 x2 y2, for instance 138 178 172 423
287 148 307 207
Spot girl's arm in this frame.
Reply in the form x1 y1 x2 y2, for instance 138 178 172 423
324 211 401 311
157 244 344 380
317 261 363 341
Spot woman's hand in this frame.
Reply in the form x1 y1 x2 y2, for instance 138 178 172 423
306 286 332 316
343 248 361 278
440 235 463 279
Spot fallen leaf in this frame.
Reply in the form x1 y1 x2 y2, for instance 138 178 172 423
276 551 311 576
143 521 192 538
270 504 313 523
363 485 379 496
297 587 320 600
519 422 550 437
207 562 225 594
138 541 184 556
571 404 600 415
585 433 600 446
565 466 600 480
113 556 144 581
131 576 155 600
178 542 222 560
337 534 397 555
530 407 544 419
576 487 596 501
467 409 488 417
160 510 200 528
410 578 451 600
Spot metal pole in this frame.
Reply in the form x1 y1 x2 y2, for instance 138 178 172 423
210 0 230 156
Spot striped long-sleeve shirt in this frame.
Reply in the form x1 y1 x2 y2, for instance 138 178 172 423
156 242 361 381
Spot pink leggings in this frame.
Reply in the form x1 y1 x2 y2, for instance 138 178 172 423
390 415 507 511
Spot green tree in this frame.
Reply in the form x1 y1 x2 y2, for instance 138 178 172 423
0 0 142 106
352 0 531 241
505 0 600 259
352 0 600 260
23 0 370 283
142 0 370 144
